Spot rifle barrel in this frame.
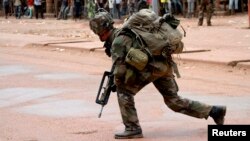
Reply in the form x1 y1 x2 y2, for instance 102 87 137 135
98 106 104 118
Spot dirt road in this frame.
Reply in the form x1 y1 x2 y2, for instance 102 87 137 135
0 14 250 141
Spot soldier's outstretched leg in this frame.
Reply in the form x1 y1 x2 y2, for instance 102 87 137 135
154 77 226 124
115 92 143 139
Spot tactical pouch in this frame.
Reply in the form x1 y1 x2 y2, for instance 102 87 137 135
114 64 127 85
124 68 137 84
125 48 149 71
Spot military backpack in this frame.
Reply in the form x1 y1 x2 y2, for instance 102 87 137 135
121 9 184 57
120 9 184 77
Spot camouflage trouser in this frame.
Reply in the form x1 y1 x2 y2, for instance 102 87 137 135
87 0 95 19
198 0 215 25
117 75 212 129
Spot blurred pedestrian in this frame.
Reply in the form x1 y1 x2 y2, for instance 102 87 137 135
120 0 128 17
160 0 172 15
114 0 121 19
151 0 159 15
34 0 44 19
136 0 148 11
228 0 238 15
3 0 10 19
172 0 182 15
198 0 214 26
127 0 136 15
62 0 71 20
87 0 95 18
186 0 195 18
108 0 115 17
14 0 22 19
57 0 68 19
27 0 34 18
73 0 83 20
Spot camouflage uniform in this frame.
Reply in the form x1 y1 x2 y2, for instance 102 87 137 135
87 0 96 18
108 32 213 130
90 9 226 139
198 0 215 26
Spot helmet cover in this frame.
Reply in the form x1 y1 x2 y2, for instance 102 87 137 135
89 9 114 35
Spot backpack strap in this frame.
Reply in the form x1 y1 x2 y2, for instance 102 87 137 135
118 28 144 47
118 28 153 58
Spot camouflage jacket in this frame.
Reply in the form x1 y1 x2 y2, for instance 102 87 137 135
110 31 174 94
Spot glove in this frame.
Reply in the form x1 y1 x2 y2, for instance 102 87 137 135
105 47 111 57
111 84 117 92
104 41 111 57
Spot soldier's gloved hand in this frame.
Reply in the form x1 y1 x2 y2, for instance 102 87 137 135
111 84 117 92
105 47 111 57
104 41 112 57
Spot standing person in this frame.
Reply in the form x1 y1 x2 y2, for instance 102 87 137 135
34 0 44 19
89 9 226 139
160 0 172 15
57 0 68 19
104 0 110 12
172 0 182 15
127 0 135 15
186 0 195 18
120 0 128 16
73 0 83 20
98 0 104 8
114 0 121 19
108 0 114 17
198 0 214 26
136 0 148 11
41 0 46 17
3 0 10 19
27 0 34 18
14 0 22 19
87 0 95 18
95 0 108 10
228 0 238 15
151 0 159 15
54 0 61 18
62 0 71 20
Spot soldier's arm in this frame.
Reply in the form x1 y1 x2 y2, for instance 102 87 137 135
111 35 133 85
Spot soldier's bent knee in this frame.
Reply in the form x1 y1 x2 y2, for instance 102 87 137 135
118 93 135 106
163 95 190 113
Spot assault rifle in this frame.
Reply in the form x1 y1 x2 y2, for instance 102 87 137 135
96 64 116 118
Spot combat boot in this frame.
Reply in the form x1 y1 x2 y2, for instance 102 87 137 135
209 106 227 125
198 20 203 26
114 127 143 139
207 22 212 26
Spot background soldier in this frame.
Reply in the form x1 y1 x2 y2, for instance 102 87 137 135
3 0 10 19
198 0 215 26
89 9 226 139
87 0 95 18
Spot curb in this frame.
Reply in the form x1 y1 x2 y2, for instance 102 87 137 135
25 43 105 53
26 43 250 69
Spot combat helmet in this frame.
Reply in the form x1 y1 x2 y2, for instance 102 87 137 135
89 8 114 35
